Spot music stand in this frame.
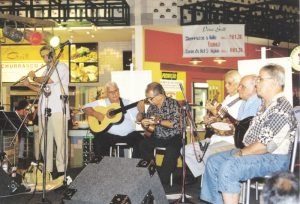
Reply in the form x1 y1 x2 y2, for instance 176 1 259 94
3 111 29 166
0 111 17 154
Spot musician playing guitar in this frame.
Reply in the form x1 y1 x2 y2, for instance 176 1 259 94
137 82 181 185
83 82 143 159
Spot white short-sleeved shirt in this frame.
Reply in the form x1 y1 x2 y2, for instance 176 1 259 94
221 93 242 119
38 62 70 119
83 98 138 136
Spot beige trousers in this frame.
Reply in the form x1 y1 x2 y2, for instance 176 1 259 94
33 125 40 160
39 112 68 172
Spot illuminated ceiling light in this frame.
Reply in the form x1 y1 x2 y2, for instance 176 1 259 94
42 31 60 48
91 34 95 38
24 29 43 45
2 21 23 42
213 57 227 64
189 58 202 65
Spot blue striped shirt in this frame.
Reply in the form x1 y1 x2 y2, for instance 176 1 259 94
237 94 262 120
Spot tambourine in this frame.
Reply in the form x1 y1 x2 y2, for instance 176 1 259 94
210 122 234 136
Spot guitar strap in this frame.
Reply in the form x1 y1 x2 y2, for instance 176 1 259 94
226 97 241 108
120 98 127 114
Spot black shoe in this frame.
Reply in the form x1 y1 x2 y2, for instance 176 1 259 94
57 172 64 177
90 156 103 163
52 172 64 179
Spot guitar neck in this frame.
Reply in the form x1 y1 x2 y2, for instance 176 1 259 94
110 101 139 116
226 113 238 125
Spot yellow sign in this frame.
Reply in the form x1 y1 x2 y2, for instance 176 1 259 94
1 45 69 82
2 45 69 61
161 72 177 80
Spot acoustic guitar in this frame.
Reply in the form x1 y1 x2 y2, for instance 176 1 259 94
88 101 139 133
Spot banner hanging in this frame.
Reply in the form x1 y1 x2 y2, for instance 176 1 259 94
183 24 245 57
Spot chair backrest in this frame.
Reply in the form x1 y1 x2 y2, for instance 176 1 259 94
290 107 300 173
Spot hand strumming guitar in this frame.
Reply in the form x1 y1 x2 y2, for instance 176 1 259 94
141 116 161 137
94 111 105 122
84 107 105 122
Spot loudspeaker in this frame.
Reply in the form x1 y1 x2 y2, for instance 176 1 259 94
123 51 132 70
64 157 168 204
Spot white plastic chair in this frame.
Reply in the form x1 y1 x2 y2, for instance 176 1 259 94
109 143 133 158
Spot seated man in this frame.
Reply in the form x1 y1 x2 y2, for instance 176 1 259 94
137 82 181 184
204 70 242 140
184 74 261 177
15 99 30 169
200 64 296 204
83 82 143 158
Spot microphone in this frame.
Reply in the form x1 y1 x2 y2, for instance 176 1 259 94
179 83 184 92
59 39 72 48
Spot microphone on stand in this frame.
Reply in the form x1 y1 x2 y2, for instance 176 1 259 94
59 39 73 49
179 83 184 92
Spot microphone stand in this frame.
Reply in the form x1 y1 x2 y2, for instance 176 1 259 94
37 47 66 204
32 47 65 204
40 85 51 204
178 83 196 204
55 44 69 187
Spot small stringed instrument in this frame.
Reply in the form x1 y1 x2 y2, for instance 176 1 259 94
142 115 160 138
88 100 140 133
206 91 220 117
212 107 254 147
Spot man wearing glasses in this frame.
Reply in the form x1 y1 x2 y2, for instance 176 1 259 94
83 82 143 159
137 82 181 185
200 64 296 204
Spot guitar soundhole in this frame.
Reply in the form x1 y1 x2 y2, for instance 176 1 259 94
107 109 116 118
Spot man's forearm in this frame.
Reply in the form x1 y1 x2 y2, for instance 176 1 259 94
26 83 40 92
32 76 54 84
136 112 144 122
241 142 267 155
83 107 97 117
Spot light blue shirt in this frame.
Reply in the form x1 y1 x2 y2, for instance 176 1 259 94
237 94 262 120
83 98 138 136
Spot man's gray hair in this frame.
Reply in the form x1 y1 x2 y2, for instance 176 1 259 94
261 64 285 88
105 82 119 91
225 70 241 84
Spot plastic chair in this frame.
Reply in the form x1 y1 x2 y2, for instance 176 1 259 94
109 143 133 158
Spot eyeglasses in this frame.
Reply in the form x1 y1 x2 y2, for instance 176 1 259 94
147 95 158 102
256 76 273 83
107 89 119 95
